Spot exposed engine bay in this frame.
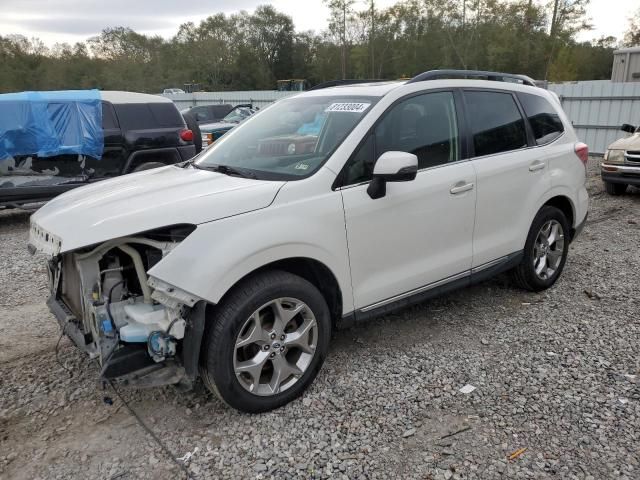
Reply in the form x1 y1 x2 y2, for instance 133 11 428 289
42 224 203 388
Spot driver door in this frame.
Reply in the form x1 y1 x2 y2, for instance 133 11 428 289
339 91 476 311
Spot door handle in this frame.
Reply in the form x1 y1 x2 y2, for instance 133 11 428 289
450 182 474 194
529 161 545 172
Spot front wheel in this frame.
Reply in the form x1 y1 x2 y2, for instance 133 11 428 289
201 270 331 413
512 206 570 292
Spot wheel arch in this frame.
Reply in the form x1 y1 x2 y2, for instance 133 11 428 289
214 256 344 327
123 148 181 173
187 256 345 381
533 188 578 239
543 195 575 232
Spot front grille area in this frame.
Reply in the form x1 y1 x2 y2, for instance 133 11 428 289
625 151 640 163
258 142 288 156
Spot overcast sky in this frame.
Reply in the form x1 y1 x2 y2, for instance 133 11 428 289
0 0 637 47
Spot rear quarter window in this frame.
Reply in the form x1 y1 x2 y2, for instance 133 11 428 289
517 92 564 145
464 90 528 157
114 103 184 130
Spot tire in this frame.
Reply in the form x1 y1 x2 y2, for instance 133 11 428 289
201 270 331 413
512 206 570 292
604 181 627 196
182 112 202 154
132 162 166 172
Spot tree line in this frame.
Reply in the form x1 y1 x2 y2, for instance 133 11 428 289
0 0 638 94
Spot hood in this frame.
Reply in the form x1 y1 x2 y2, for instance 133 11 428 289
608 132 640 151
30 165 284 253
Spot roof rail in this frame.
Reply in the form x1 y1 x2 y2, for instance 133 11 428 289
406 69 537 87
309 79 388 91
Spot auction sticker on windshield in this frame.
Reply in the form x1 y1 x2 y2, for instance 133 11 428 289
325 103 370 113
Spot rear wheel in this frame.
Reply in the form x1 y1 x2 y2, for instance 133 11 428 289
201 270 331 413
604 181 627 195
512 206 570 292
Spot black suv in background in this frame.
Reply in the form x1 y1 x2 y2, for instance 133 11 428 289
0 91 197 208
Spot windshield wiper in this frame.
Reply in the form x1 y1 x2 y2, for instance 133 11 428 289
196 163 257 179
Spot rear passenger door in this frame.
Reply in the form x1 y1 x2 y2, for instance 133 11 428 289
464 89 552 267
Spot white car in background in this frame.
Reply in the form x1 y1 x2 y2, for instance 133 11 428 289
29 70 589 413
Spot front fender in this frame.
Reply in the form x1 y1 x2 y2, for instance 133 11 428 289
148 186 354 314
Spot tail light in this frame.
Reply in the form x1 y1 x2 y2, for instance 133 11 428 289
575 142 588 166
180 129 194 142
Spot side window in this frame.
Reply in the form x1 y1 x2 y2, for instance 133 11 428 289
192 106 210 121
343 134 375 185
342 91 459 185
149 103 184 127
101 102 118 130
113 103 183 130
464 91 528 157
114 104 155 130
517 92 564 145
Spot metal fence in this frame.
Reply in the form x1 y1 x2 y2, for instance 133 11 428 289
167 81 640 156
548 80 640 155
163 90 295 110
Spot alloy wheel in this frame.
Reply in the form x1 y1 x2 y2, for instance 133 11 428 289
233 297 318 396
533 219 565 280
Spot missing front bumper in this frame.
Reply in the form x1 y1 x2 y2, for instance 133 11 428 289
101 345 186 388
47 294 188 388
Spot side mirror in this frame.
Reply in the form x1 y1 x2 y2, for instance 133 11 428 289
621 123 637 134
367 151 418 199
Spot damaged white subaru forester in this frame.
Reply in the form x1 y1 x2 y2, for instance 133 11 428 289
29 71 589 413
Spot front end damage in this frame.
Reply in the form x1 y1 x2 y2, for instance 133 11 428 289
31 223 206 389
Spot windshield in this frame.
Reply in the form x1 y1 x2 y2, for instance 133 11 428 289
195 95 378 180
223 107 254 123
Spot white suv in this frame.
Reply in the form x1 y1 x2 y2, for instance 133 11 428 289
29 70 589 412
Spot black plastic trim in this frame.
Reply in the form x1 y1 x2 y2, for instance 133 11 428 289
453 89 472 161
469 251 523 285
511 91 536 148
181 301 206 380
339 251 523 327
353 274 470 324
571 212 588 242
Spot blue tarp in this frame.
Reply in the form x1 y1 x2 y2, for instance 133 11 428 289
0 90 103 160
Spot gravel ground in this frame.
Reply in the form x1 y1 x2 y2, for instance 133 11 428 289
1 160 639 480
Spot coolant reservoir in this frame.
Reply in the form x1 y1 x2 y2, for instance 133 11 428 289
119 302 172 343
